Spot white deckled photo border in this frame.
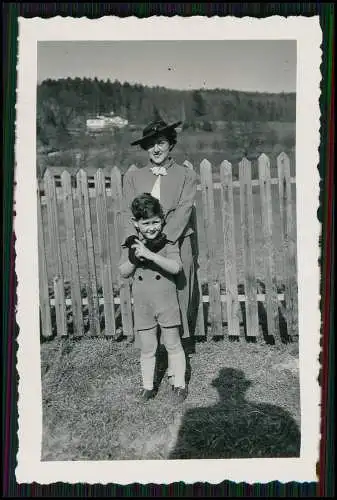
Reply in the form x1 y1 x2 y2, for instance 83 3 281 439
15 15 322 485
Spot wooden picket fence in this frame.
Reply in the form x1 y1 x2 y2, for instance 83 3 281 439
37 153 298 344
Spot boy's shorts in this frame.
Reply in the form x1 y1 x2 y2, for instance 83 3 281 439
132 278 181 331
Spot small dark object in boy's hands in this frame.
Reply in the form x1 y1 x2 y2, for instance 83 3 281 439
123 233 167 264
145 233 167 253
123 235 142 265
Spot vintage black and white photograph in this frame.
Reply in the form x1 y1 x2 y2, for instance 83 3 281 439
15 16 321 485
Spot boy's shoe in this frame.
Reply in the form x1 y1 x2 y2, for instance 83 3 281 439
140 388 156 401
168 375 175 391
172 387 188 403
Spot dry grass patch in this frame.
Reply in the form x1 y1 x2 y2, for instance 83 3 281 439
41 335 300 461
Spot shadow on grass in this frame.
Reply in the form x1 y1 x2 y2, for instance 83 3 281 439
169 367 301 460
257 301 293 345
200 280 298 345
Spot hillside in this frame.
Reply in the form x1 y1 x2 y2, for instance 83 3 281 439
36 78 296 177
37 78 295 139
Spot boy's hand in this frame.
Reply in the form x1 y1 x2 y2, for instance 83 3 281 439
123 235 143 265
132 240 154 261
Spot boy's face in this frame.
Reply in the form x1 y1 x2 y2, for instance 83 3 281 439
133 215 163 240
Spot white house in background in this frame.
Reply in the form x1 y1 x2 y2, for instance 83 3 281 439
86 118 110 131
86 112 128 132
108 115 129 128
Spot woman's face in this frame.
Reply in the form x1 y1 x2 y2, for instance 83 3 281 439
146 136 171 165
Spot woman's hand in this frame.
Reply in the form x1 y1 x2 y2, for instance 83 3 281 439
132 240 154 262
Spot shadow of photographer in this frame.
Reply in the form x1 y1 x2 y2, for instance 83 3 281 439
169 367 300 459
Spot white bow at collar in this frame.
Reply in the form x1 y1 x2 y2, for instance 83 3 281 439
150 166 168 176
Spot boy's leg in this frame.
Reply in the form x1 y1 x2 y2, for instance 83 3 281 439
167 357 174 386
161 327 186 389
138 326 158 390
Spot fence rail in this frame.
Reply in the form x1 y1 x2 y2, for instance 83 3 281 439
38 177 296 204
37 153 298 344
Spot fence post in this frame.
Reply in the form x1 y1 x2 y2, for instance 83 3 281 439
111 165 134 342
104 172 119 288
277 152 298 339
220 161 240 338
44 169 67 337
200 159 222 338
61 171 84 338
95 169 116 338
258 154 280 342
37 186 52 338
239 158 259 339
76 169 101 337
183 160 206 337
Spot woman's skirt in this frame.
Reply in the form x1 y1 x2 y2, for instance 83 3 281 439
177 233 200 340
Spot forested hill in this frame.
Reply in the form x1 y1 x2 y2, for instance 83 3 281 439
37 78 296 143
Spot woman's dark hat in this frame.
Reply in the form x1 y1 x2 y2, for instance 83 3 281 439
130 119 182 146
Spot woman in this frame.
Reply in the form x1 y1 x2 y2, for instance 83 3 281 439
122 119 199 352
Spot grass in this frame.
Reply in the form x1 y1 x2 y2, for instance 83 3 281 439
41 334 300 461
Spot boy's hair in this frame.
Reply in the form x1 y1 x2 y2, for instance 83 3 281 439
131 193 164 221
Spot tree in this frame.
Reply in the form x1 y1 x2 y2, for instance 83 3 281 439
222 100 236 121
283 132 295 150
202 120 213 132
192 90 206 118
152 105 163 121
225 121 241 151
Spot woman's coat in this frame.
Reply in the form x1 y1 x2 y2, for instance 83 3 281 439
122 160 200 339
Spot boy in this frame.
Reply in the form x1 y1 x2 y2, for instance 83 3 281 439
119 193 188 403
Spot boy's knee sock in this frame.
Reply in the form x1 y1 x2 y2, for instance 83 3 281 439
168 350 186 389
140 354 156 390
167 357 174 380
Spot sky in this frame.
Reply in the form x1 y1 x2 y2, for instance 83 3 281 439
37 40 296 93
